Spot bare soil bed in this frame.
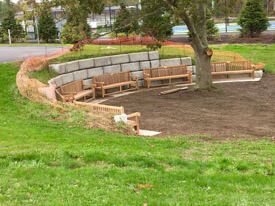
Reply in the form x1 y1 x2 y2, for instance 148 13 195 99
105 74 275 138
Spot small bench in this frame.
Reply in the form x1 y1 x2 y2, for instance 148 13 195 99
127 112 141 135
55 80 95 102
93 71 138 98
211 61 255 78
143 65 192 88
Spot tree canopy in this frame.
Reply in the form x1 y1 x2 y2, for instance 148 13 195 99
38 0 58 42
0 0 25 42
113 3 139 36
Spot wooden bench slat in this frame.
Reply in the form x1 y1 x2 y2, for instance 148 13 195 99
56 80 95 102
143 65 192 88
211 61 255 79
93 71 138 97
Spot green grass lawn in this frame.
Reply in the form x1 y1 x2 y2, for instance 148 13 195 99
0 63 274 205
213 44 275 73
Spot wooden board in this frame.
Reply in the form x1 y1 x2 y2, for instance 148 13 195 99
158 87 188 95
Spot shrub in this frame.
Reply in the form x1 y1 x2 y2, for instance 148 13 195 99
238 0 269 37
61 23 90 44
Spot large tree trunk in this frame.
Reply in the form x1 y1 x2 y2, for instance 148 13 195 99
192 46 213 89
180 2 213 90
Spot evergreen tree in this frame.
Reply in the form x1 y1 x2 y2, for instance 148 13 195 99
59 0 105 43
140 0 173 49
1 2 25 42
206 10 219 40
238 0 269 37
38 0 58 43
113 3 139 36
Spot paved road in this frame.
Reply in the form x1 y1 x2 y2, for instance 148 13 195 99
0 46 68 63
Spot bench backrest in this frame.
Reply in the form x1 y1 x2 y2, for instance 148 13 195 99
93 71 131 86
60 80 83 94
211 62 227 72
228 61 252 71
211 61 252 72
144 65 188 78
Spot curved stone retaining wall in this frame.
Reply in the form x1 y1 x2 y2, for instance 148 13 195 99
49 51 195 88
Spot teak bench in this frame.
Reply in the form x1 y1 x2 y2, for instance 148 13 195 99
55 80 95 102
143 65 192 88
127 112 141 135
211 61 255 78
93 71 138 98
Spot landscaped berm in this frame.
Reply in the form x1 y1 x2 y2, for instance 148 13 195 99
0 44 274 205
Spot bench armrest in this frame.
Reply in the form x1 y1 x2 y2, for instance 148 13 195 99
127 112 141 119
55 89 74 102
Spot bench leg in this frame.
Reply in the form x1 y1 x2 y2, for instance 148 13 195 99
136 79 139 90
147 80 151 89
102 87 105 98
189 73 193 83
93 88 96 99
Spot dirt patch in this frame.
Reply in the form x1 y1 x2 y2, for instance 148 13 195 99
105 74 275 138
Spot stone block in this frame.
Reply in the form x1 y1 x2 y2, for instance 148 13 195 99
150 60 160 68
73 70 88 81
83 79 93 89
48 79 55 86
149 51 159 60
121 62 140 72
255 70 263 79
129 52 149 62
78 59 94 69
160 58 181 67
188 66 196 74
87 67 104 78
53 76 63 87
94 56 112 67
140 61 151 70
66 61 80 73
103 65 121 74
192 75 196 82
181 57 192 66
111 54 130 64
131 71 143 80
49 64 66 74
61 73 74 84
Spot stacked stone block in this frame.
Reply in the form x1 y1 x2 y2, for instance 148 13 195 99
49 51 193 88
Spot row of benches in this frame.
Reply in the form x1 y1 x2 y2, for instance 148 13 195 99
55 61 256 102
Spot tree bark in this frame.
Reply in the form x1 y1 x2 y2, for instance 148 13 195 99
193 46 213 89
181 12 213 89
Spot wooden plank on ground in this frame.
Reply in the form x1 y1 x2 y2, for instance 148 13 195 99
158 87 188 96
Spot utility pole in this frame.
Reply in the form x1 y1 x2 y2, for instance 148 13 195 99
109 6 112 31
266 0 270 15
225 0 228 33
8 29 11 45
35 16 40 45
212 0 215 9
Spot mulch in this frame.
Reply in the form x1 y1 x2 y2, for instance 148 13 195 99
105 74 275 139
